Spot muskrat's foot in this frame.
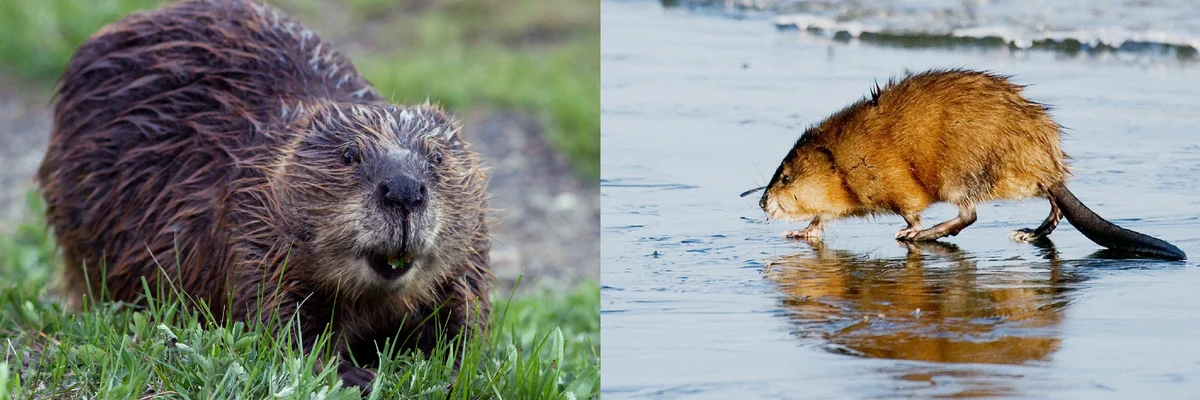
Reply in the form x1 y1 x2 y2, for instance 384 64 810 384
1010 228 1042 242
783 229 822 240
784 218 825 242
911 228 952 241
903 207 976 242
895 227 921 240
1012 203 1061 243
338 364 376 395
898 225 954 241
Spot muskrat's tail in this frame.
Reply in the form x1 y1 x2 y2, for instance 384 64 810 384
1049 183 1186 260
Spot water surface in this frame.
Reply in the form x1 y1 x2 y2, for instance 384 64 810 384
601 1 1200 398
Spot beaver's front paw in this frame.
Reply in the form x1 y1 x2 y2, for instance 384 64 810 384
338 364 377 395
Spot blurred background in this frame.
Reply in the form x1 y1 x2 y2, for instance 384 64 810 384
0 0 599 293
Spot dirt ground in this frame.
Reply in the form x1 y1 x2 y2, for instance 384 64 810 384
465 111 600 291
0 74 598 292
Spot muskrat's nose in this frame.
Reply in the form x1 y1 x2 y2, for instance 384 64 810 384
380 175 425 211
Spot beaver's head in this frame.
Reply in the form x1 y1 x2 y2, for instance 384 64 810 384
760 133 855 222
273 102 486 299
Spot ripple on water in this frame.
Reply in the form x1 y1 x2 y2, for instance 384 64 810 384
601 177 699 191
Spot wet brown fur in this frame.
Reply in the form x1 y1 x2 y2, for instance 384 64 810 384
761 69 1069 240
38 0 491 391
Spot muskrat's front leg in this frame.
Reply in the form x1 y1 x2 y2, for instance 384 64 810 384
898 204 977 241
894 212 923 240
783 217 824 240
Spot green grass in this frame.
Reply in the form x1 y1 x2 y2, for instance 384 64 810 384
357 38 600 179
0 0 599 178
0 0 165 83
0 199 600 399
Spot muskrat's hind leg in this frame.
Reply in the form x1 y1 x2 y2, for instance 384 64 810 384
899 204 977 241
784 217 824 240
1011 199 1062 242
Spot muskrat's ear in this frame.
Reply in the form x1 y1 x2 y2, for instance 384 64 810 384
815 146 835 163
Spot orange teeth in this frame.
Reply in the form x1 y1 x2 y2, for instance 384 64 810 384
388 258 403 270
389 255 413 270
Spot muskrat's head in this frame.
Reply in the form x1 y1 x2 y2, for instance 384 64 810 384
760 134 855 222
273 102 487 298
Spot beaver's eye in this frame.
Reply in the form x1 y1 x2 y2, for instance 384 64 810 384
781 175 791 184
342 145 359 166
433 151 443 165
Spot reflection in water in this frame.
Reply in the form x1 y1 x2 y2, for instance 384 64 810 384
766 240 1085 393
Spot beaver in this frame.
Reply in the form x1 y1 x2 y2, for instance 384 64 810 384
37 0 491 391
753 69 1185 260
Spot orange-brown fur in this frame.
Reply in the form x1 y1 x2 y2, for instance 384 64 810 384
37 0 490 391
761 69 1069 241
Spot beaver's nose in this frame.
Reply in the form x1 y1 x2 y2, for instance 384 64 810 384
380 175 425 211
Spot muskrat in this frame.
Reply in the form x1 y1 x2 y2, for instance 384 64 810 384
37 0 491 391
754 69 1185 260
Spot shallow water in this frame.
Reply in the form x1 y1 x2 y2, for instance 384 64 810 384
600 1 1200 398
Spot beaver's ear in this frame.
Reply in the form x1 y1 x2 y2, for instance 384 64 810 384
291 103 352 147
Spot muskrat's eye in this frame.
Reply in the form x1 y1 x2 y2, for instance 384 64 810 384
433 151 443 165
781 175 791 184
342 145 359 166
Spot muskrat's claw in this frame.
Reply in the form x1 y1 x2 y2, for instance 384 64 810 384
783 229 821 240
895 228 920 241
1010 229 1038 242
